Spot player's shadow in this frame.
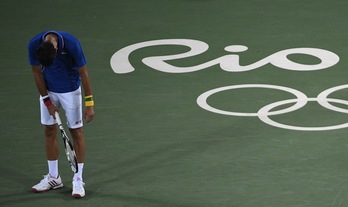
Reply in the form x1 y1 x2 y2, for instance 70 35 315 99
0 165 56 206
85 126 245 206
0 165 90 205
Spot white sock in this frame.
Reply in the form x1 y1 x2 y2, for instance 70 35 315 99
48 160 59 178
73 163 84 181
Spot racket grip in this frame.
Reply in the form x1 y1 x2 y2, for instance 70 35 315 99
55 112 62 126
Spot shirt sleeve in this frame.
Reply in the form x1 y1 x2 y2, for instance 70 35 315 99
67 38 87 68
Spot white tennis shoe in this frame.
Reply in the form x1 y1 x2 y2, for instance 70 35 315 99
72 179 85 198
32 174 63 192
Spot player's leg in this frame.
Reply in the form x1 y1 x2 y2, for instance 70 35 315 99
43 124 58 159
41 93 61 178
32 94 63 192
69 128 85 163
44 124 59 176
59 87 86 198
59 87 85 165
69 128 86 198
69 127 86 179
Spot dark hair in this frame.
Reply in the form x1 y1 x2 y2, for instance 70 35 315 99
36 41 56 66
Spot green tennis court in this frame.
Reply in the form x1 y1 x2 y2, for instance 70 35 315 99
2 0 348 206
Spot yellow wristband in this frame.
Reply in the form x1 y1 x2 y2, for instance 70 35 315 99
85 100 94 107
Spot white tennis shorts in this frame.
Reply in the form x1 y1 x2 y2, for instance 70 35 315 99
40 87 83 129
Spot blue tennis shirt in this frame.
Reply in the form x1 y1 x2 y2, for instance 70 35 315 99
28 30 87 93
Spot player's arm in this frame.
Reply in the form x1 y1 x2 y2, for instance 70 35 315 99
78 65 95 123
32 65 47 96
31 65 57 117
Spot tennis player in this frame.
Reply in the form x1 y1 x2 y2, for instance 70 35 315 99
28 30 95 198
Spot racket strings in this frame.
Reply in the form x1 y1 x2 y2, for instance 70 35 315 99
64 139 78 172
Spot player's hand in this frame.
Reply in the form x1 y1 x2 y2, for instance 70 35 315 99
84 106 95 123
47 104 58 118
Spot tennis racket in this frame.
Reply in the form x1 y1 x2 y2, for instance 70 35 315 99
55 112 78 173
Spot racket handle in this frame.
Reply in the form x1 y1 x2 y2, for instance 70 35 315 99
55 112 62 126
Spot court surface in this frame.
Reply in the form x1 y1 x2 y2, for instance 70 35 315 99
1 0 348 206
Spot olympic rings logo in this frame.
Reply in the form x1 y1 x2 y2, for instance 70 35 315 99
111 39 346 131
197 84 348 131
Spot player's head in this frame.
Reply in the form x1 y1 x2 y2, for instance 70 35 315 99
36 41 56 67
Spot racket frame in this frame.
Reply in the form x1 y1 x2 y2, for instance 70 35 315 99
55 112 79 173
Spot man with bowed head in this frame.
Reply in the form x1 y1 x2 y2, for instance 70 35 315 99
28 30 95 198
